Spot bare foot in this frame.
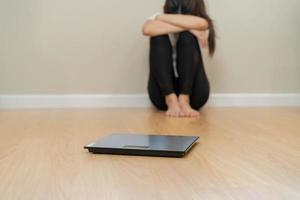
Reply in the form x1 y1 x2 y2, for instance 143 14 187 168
178 95 200 118
165 93 181 117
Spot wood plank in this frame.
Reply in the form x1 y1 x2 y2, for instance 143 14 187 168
0 108 299 200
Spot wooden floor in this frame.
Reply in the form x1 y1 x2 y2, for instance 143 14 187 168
0 107 299 200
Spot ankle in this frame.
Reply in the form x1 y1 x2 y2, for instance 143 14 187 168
179 94 190 104
165 93 178 105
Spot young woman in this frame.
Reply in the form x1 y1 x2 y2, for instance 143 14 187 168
142 0 216 118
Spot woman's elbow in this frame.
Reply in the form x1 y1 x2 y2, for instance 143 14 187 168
195 18 209 31
142 21 154 36
199 19 209 30
142 26 156 36
142 26 151 36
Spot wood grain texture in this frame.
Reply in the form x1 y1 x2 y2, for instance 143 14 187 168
0 107 299 200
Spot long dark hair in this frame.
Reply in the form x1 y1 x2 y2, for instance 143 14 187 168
164 0 216 56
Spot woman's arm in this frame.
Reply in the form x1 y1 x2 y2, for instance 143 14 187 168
190 29 209 48
142 19 187 36
156 14 209 31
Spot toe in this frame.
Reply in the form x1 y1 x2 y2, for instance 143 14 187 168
179 111 185 117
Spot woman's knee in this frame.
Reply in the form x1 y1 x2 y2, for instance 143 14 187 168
178 31 198 45
150 34 170 46
150 35 172 55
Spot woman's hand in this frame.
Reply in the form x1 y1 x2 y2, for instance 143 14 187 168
189 29 208 48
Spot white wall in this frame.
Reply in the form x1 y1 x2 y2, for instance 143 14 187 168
0 0 299 94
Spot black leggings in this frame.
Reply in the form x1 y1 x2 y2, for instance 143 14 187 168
147 31 210 111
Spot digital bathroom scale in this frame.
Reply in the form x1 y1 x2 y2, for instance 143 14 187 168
84 133 199 157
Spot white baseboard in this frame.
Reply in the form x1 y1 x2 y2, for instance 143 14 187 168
0 94 151 108
0 94 299 108
207 93 300 107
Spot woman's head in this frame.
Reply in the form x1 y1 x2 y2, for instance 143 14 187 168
164 0 216 56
